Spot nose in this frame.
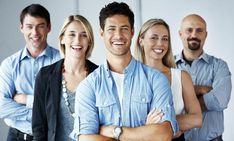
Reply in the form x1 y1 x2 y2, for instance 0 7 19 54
32 26 38 35
73 35 80 44
191 30 197 38
157 39 163 46
115 29 123 39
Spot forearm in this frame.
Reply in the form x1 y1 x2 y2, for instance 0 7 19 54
176 114 202 131
197 95 207 111
79 134 116 141
120 122 173 141
194 85 212 96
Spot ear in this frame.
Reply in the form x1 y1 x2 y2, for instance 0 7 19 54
19 24 23 33
139 36 143 47
61 37 65 44
205 31 208 39
47 23 51 33
100 28 104 39
131 28 134 38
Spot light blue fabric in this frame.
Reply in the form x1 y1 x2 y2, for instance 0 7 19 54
0 45 60 134
175 52 232 141
72 57 178 139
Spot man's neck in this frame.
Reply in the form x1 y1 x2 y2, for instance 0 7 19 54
183 49 203 61
27 44 47 58
107 53 132 74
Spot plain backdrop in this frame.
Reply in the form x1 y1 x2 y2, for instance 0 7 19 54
0 0 233 140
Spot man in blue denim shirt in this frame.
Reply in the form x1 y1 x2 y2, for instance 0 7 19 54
0 4 60 141
175 14 232 141
72 2 178 141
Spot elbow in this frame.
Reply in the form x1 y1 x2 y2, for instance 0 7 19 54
193 113 203 128
197 114 203 128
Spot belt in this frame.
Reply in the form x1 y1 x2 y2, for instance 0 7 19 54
10 127 33 141
210 135 222 141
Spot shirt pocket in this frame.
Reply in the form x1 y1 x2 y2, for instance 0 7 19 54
132 94 151 125
96 96 119 125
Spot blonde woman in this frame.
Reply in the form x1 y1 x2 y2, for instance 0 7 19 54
135 18 202 140
32 15 98 141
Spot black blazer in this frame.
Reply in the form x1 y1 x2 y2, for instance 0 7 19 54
32 59 98 141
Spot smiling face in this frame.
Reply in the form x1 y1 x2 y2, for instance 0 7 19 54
140 24 169 63
179 15 207 54
61 21 89 59
20 14 51 51
100 15 134 58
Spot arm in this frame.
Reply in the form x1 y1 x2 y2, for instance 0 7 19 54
99 122 172 141
32 70 48 140
176 71 202 130
196 60 231 112
194 85 212 111
0 59 31 120
73 79 116 141
13 93 34 108
79 135 116 141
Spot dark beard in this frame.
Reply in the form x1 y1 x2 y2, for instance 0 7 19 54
187 38 201 51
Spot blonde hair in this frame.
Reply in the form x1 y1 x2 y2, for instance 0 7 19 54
134 18 176 68
58 15 94 58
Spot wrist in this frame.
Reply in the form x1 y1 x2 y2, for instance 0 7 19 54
113 126 122 140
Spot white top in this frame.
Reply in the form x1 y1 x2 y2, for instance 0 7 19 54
171 68 184 115
111 71 124 110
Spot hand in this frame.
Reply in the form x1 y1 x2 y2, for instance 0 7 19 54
194 85 212 96
13 93 27 105
146 108 163 125
99 125 116 138
173 130 184 139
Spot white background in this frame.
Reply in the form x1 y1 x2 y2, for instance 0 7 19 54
0 0 233 140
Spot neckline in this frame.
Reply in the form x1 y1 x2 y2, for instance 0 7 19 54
62 75 75 118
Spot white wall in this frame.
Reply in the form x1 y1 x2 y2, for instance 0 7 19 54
0 0 233 141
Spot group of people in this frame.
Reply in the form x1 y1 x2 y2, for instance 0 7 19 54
0 2 231 141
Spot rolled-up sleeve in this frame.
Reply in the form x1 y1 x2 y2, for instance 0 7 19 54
71 78 100 139
151 73 179 134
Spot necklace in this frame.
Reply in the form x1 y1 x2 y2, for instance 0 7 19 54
62 76 76 118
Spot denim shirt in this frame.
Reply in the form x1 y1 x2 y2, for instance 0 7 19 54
175 52 232 141
0 45 60 134
72 57 178 138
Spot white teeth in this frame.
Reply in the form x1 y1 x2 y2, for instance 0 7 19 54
113 41 124 45
72 46 82 49
154 49 163 53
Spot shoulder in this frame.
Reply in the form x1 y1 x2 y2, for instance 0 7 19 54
1 49 23 66
86 59 98 73
205 54 227 65
38 59 63 78
46 45 60 60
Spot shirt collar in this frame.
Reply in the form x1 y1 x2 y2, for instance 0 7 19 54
175 51 210 64
104 56 136 77
20 45 53 61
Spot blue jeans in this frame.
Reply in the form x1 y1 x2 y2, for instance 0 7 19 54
6 128 33 141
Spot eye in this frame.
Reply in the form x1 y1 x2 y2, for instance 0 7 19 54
107 27 115 31
162 37 168 41
196 28 203 33
186 28 193 33
150 36 158 40
80 33 87 38
68 33 75 37
37 24 46 29
25 25 33 29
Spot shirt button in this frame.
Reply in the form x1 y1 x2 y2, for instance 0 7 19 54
142 98 146 102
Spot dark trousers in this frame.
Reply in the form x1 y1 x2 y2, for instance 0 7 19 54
6 127 33 141
210 135 223 141
172 133 185 141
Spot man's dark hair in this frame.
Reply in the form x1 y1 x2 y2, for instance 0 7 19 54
20 4 51 26
99 2 134 30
